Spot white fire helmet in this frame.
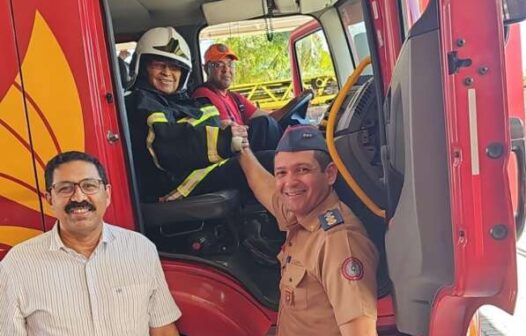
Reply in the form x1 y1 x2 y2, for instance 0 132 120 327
130 27 192 92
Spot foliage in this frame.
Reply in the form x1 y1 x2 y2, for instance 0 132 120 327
215 32 290 84
295 31 334 79
213 30 335 85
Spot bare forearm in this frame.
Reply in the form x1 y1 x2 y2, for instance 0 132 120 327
250 108 287 121
150 323 179 336
239 148 275 211
268 108 287 121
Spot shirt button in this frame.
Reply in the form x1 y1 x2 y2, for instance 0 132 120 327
289 278 293 282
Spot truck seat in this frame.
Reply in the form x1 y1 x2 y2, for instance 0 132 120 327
140 189 239 228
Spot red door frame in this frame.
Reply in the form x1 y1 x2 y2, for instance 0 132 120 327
365 0 403 92
364 0 518 334
430 0 518 334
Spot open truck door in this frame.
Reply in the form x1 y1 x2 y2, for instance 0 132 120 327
381 0 519 334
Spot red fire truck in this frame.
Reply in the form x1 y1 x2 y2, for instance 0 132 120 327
1 0 523 335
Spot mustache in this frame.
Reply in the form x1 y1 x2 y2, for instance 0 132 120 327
65 201 96 214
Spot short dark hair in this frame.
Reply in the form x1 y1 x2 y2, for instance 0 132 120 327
44 151 108 191
313 150 332 170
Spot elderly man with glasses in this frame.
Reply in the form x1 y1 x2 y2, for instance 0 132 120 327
192 43 285 151
0 151 181 336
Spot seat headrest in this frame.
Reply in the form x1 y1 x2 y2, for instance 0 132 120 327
117 57 130 89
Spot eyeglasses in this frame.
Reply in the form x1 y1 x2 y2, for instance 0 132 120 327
50 178 105 197
148 60 180 72
209 61 236 70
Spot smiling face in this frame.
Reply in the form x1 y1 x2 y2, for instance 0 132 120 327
146 59 182 94
206 57 236 92
46 160 111 239
274 150 337 219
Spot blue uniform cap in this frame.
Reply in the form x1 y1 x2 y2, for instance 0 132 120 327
276 125 329 154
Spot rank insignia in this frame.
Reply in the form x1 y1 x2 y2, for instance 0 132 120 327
283 287 295 306
319 208 344 231
341 257 364 281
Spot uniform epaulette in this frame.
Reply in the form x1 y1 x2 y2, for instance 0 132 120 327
319 208 344 231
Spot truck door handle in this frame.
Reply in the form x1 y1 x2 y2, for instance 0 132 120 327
510 117 526 237
106 130 120 144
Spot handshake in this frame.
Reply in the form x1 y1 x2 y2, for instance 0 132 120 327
221 120 250 152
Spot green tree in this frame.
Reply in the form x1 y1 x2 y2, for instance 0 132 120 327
211 29 335 85
216 32 291 84
295 30 334 79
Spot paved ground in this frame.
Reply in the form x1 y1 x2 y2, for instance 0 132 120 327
480 234 526 335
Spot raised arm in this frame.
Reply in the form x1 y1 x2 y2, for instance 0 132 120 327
238 148 276 213
249 108 286 121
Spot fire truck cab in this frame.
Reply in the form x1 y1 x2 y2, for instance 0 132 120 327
1 0 524 335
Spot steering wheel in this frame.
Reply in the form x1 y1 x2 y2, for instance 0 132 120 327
277 90 314 129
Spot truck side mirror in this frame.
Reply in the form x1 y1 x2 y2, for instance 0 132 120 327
503 0 526 25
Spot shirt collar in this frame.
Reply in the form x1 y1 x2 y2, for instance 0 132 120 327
284 190 341 232
49 221 114 251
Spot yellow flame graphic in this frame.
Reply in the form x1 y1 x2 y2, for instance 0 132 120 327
0 11 84 217
0 226 42 247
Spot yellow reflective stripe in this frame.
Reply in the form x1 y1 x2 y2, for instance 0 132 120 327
177 106 220 126
206 126 222 162
160 189 183 201
147 112 168 126
146 112 167 171
202 105 219 114
176 159 228 197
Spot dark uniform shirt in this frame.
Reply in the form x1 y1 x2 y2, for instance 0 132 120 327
272 190 378 336
125 83 235 201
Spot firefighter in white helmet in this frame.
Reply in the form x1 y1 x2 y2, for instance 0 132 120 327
126 27 274 204
129 26 192 94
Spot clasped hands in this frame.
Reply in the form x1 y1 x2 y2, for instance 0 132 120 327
221 120 250 152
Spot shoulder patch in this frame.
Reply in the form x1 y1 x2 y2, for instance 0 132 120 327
319 208 344 231
341 257 364 281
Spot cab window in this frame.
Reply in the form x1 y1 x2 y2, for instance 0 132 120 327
399 0 432 34
199 16 316 112
338 0 372 74
293 27 337 123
